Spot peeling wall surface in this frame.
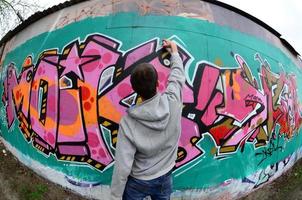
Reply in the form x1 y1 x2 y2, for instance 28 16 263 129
1 0 302 199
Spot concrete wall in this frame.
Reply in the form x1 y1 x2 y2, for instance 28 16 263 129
0 0 302 199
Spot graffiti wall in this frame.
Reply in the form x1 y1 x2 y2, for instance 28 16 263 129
0 1 302 199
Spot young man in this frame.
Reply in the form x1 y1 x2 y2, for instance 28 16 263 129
111 40 185 200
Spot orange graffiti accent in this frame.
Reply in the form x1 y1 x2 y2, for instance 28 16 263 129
13 84 30 114
225 70 230 86
98 96 122 124
225 70 241 100
39 49 58 59
78 82 99 125
232 73 241 100
30 106 57 130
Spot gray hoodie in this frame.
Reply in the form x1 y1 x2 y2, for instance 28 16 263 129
110 52 185 199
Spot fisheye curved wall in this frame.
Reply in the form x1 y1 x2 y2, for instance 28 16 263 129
0 0 302 199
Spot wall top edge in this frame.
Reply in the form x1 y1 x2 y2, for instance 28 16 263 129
0 0 300 57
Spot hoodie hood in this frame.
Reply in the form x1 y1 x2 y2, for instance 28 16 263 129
127 93 170 131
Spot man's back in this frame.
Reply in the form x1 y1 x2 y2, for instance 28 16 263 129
111 41 185 200
122 81 183 180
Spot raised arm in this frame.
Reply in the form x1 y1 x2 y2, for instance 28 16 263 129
162 40 186 102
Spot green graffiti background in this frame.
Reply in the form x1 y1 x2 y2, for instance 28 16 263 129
1 12 302 189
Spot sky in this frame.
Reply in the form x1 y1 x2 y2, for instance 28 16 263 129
2 0 301 55
218 0 302 55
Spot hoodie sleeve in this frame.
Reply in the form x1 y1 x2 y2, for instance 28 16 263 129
110 119 136 200
164 52 186 102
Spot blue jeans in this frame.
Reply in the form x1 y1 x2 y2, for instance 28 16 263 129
123 170 173 200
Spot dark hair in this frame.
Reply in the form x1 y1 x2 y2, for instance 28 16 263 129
130 63 158 100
